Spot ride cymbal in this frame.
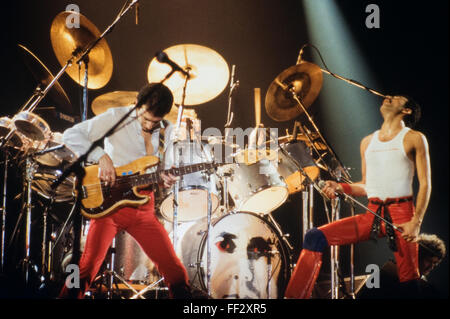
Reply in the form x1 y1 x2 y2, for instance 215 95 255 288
18 44 73 114
50 11 113 89
147 44 229 106
265 62 323 122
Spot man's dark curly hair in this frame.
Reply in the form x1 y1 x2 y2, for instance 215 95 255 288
418 233 447 265
136 83 173 117
397 94 422 128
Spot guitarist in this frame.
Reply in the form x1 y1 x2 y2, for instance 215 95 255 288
59 83 191 298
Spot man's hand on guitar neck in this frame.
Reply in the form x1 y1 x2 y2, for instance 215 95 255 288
98 154 117 186
160 170 179 188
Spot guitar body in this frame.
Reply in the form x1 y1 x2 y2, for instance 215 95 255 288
81 156 160 219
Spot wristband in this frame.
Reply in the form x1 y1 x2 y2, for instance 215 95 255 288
338 183 352 195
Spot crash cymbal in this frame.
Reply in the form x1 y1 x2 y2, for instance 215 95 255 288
91 91 138 115
265 62 323 122
50 11 113 89
18 44 72 114
147 44 229 105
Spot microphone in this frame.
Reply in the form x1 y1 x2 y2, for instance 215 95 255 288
33 144 65 156
155 51 189 77
317 179 344 201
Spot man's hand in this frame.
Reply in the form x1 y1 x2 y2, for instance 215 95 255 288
160 172 179 188
322 180 343 199
395 219 421 242
98 154 116 186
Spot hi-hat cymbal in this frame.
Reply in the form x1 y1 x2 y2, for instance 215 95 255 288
265 62 323 122
18 44 73 114
147 44 229 106
91 91 138 115
50 11 113 89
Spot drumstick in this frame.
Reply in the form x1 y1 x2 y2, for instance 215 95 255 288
254 88 261 127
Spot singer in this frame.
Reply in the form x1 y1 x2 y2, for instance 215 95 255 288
58 83 191 299
285 95 431 298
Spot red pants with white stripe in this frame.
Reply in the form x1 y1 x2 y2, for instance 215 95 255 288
59 190 188 298
285 197 419 299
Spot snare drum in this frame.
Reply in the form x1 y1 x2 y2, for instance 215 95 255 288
176 211 290 299
159 141 221 222
227 159 288 214
13 111 51 142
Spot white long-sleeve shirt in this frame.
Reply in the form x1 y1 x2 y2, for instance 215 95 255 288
62 106 174 169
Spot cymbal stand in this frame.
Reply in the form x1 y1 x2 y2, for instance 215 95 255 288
78 56 89 122
38 194 55 289
0 151 9 272
296 122 354 298
278 82 353 298
19 156 38 285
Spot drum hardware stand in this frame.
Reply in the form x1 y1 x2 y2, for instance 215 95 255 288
129 277 165 299
16 155 39 285
0 151 9 272
100 237 142 299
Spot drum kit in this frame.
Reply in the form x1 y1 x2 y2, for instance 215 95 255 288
1 2 386 299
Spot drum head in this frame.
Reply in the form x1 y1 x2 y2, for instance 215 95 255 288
14 112 50 141
178 211 290 299
160 187 220 222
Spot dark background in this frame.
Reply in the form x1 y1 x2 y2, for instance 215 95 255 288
0 0 448 298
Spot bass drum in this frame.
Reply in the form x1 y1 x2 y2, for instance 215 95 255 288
177 211 290 299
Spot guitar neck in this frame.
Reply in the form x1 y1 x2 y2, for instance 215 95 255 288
130 162 217 187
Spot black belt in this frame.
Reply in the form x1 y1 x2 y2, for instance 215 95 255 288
368 197 413 252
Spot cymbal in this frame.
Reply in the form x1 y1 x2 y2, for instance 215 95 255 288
50 11 113 89
18 44 72 114
91 91 198 124
91 91 138 115
266 133 327 150
164 107 197 124
147 44 229 106
265 62 323 122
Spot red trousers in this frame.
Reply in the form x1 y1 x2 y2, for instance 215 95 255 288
285 197 419 299
59 190 188 298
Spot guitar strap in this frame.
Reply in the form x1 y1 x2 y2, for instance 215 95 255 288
158 119 169 163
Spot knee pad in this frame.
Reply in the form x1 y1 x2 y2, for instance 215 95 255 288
303 228 328 252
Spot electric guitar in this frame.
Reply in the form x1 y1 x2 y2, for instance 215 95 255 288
80 155 220 219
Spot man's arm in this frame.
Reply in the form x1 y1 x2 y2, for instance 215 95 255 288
322 135 371 198
396 131 432 242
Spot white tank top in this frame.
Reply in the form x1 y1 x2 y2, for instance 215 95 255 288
365 127 414 200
